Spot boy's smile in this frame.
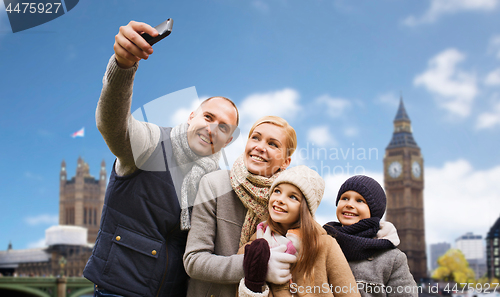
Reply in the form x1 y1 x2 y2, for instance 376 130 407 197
336 190 371 226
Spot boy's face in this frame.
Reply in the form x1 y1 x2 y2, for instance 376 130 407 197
269 183 302 231
336 190 371 226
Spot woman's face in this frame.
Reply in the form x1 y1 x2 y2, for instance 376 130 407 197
244 123 291 177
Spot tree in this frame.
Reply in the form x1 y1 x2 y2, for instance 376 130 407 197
432 249 475 284
477 276 500 288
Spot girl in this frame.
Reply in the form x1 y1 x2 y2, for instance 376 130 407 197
184 116 298 296
323 175 418 297
238 165 360 297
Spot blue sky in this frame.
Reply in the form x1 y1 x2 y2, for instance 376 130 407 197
1 0 500 261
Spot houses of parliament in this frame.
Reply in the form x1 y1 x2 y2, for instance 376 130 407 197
0 158 106 277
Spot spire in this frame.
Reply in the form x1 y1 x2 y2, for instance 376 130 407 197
394 96 410 123
387 96 419 149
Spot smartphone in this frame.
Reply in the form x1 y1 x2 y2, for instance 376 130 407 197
141 18 173 45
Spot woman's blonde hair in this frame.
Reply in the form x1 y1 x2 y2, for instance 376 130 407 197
248 116 297 158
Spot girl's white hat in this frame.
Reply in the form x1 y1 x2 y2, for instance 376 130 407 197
270 165 325 216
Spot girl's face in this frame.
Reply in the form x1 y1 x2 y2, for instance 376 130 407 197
244 123 291 177
336 190 371 226
269 183 302 231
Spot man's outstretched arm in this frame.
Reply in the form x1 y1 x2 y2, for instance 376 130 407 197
96 21 160 176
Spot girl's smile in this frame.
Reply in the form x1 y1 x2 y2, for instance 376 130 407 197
268 183 302 231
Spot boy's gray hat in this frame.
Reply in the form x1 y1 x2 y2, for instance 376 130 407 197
270 165 325 216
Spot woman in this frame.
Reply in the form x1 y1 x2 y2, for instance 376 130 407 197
183 116 297 297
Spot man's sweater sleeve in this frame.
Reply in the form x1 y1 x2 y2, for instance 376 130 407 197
96 55 160 175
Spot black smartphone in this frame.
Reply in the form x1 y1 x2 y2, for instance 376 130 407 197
141 18 173 45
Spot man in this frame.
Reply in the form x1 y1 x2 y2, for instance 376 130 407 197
83 21 239 297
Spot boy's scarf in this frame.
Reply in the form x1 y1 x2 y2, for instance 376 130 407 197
323 217 395 261
171 123 220 231
230 154 280 247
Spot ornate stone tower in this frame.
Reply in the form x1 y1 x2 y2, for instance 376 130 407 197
384 98 427 281
59 157 106 243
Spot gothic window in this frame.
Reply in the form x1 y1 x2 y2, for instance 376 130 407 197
94 208 97 225
84 208 87 225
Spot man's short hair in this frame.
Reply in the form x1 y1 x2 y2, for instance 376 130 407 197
198 96 240 126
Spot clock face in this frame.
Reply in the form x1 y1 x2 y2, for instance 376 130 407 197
388 161 402 178
61 175 65 181
412 161 421 178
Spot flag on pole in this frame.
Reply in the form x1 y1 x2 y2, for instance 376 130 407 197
71 127 85 138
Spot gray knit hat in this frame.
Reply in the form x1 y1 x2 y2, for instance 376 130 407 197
270 165 325 216
335 175 386 219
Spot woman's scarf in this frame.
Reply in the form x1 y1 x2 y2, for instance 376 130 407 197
323 217 395 261
230 154 280 247
170 122 221 231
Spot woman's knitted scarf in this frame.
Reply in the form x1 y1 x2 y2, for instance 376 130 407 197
323 217 395 261
230 154 280 247
170 122 221 231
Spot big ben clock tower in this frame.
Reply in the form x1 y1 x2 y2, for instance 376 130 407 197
384 98 427 281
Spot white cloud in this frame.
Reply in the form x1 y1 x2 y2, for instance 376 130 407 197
171 98 202 126
476 100 500 129
307 126 337 147
25 214 58 226
488 35 500 59
314 214 332 226
27 238 47 249
375 92 399 107
403 0 499 26
316 95 351 118
485 68 500 86
239 88 300 130
425 159 500 244
414 48 477 117
344 127 358 137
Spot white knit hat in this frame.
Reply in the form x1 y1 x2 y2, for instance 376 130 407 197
270 165 325 216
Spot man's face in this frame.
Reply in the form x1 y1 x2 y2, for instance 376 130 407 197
187 97 238 156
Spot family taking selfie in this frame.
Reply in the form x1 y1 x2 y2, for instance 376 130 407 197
83 19 419 297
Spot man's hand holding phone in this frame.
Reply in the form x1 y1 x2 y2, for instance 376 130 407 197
113 19 173 69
